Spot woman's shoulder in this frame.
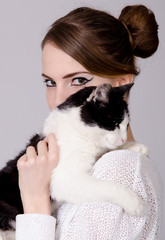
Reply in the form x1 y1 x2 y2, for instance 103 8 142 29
99 148 145 165
92 148 160 190
93 149 147 175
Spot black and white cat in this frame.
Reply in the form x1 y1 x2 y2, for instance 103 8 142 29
0 83 147 239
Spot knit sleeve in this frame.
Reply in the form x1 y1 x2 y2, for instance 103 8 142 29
16 214 56 240
55 149 162 239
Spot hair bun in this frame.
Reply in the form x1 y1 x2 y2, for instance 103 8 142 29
119 5 159 58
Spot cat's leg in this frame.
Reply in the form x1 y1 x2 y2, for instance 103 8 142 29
51 171 144 216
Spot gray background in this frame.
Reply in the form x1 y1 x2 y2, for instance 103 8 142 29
0 0 164 238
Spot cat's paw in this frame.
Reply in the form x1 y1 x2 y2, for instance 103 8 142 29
123 142 149 156
120 188 144 217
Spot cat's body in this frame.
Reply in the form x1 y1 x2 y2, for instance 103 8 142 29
44 83 145 212
0 83 147 239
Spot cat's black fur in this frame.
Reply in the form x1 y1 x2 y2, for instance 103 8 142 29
0 83 133 231
59 84 129 130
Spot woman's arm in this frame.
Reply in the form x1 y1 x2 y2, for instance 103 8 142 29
17 133 59 214
16 134 59 239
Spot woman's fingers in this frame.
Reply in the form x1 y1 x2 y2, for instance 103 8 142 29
17 154 27 169
21 134 58 163
45 134 58 154
37 140 48 156
26 146 37 159
17 133 59 169
45 133 59 167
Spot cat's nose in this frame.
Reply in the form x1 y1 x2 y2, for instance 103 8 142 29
122 138 126 143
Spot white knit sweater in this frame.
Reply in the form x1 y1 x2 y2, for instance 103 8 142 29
15 149 162 240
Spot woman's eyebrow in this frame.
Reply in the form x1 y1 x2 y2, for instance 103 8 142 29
63 71 90 79
42 73 53 80
41 71 90 80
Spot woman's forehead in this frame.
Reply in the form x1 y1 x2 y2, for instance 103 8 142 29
42 43 88 78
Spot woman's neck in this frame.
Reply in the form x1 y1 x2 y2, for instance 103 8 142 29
127 125 135 142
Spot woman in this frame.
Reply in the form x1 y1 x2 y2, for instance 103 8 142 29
16 5 161 239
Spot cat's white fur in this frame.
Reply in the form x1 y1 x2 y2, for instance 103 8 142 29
44 105 146 216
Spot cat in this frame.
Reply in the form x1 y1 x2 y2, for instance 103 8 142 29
0 83 147 239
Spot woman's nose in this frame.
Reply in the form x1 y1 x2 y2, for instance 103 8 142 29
54 87 70 107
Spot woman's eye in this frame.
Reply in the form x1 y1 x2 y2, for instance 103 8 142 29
71 77 93 86
44 79 56 87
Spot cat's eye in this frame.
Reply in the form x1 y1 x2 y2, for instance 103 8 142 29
71 77 93 86
113 120 119 128
44 79 56 87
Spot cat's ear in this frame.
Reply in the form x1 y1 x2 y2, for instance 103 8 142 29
116 83 134 98
87 83 112 103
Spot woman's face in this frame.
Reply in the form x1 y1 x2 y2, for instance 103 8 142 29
42 43 133 110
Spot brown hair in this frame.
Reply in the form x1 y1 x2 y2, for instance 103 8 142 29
41 5 159 78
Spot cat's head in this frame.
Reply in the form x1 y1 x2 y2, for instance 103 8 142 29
79 83 133 149
56 83 133 150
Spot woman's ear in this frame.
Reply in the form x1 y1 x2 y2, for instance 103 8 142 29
116 74 134 86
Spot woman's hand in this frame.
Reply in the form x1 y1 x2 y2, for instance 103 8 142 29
17 133 59 215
